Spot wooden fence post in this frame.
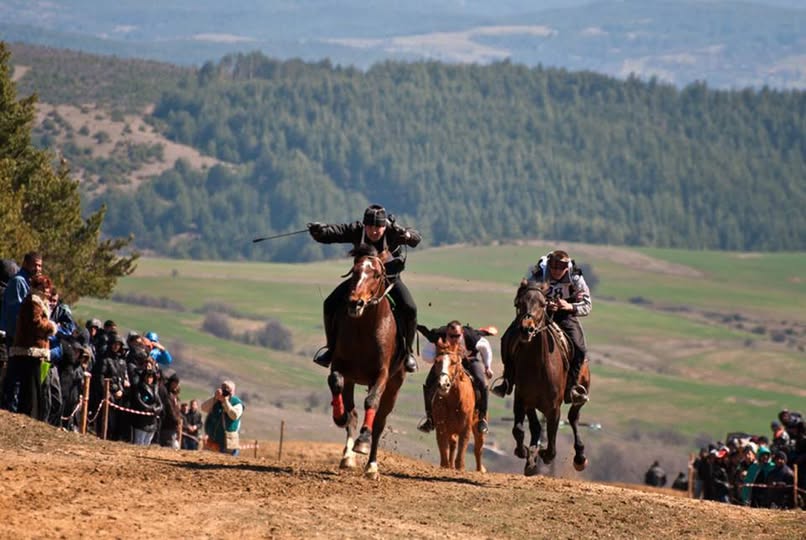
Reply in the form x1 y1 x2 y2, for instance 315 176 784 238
254 440 258 459
101 378 111 440
794 464 799 509
80 372 91 435
177 418 183 450
688 452 695 499
278 420 285 461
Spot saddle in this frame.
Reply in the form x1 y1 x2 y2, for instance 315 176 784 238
547 322 572 371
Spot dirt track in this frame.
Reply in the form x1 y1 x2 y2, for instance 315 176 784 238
0 411 802 539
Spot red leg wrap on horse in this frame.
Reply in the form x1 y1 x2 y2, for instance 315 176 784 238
362 408 376 430
331 395 345 420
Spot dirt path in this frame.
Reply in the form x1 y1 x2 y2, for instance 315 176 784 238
0 411 802 539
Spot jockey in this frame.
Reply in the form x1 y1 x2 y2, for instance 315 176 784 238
416 321 494 434
308 204 422 373
492 249 591 404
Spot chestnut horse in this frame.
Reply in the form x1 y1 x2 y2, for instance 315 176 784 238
327 244 407 479
501 279 591 476
429 338 486 472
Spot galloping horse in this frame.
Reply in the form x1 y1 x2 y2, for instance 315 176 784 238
327 244 407 479
429 338 486 472
501 279 591 476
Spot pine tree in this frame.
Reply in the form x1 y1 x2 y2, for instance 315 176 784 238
0 42 138 303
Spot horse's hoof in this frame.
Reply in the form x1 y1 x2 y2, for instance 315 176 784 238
333 412 349 428
524 462 540 477
573 457 588 471
538 449 554 465
340 456 356 469
514 445 527 459
364 462 379 480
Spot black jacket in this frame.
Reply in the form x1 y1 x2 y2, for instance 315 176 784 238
312 221 421 281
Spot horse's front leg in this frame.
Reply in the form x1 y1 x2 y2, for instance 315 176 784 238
364 369 404 480
538 405 561 465
524 408 542 477
512 393 527 459
436 426 451 468
354 366 389 455
454 428 470 471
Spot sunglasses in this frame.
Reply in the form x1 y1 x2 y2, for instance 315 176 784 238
448 333 462 339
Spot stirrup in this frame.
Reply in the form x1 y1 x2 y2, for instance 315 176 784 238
569 384 589 405
477 418 489 434
417 417 434 434
313 346 331 368
404 353 418 373
490 377 510 398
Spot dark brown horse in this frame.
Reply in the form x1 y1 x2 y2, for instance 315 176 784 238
429 338 486 472
501 279 591 476
327 244 406 479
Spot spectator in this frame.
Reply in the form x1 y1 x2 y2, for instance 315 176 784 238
0 259 20 406
779 409 804 440
644 460 667 487
144 331 172 366
693 447 709 499
770 421 791 454
763 450 795 509
130 368 162 445
98 333 130 441
7 274 56 419
750 447 775 507
1 252 41 349
710 448 731 503
158 370 181 449
671 472 688 491
182 399 202 450
202 380 244 456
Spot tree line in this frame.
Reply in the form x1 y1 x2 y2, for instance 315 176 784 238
93 52 803 261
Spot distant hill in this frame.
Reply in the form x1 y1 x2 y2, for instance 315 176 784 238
2 0 806 89
10 46 804 259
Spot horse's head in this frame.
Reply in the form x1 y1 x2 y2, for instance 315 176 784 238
514 279 548 342
346 244 387 318
432 337 464 397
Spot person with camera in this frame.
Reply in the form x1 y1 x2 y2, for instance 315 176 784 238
308 204 422 373
202 380 244 456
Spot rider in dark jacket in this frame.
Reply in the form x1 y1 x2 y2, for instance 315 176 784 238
309 204 422 372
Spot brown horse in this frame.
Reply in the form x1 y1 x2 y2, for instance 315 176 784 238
429 338 486 472
327 244 407 479
501 279 591 476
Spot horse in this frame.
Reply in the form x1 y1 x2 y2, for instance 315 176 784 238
327 244 407 479
429 337 486 472
501 279 591 476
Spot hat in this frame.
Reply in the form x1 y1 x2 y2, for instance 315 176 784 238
715 446 729 459
103 319 116 328
743 442 759 454
144 331 159 342
362 204 388 227
108 332 125 346
86 318 102 330
757 446 771 457
774 450 788 461
127 331 140 341
771 420 782 429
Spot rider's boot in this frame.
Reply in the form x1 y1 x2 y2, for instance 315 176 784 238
491 361 514 398
417 383 435 433
564 357 588 404
313 312 336 368
402 316 418 373
476 413 489 434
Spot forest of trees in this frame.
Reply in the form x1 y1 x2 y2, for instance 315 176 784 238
15 47 805 261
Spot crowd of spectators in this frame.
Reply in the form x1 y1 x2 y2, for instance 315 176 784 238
692 409 805 509
0 252 203 449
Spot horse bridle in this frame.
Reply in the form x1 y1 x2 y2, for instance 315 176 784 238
517 290 549 340
345 256 394 306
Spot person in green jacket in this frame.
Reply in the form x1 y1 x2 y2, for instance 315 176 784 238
740 445 774 506
202 379 244 456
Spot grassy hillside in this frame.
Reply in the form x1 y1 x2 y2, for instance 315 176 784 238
69 243 805 480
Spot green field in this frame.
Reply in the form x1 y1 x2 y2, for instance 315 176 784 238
71 244 804 474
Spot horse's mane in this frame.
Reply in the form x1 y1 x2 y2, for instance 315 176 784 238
349 244 379 261
516 279 547 297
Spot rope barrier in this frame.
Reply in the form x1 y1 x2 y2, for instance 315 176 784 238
60 396 84 422
106 399 158 416
85 399 106 424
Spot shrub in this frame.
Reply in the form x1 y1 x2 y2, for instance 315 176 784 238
202 312 232 339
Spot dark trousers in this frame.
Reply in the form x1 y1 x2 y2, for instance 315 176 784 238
8 356 43 419
552 313 587 368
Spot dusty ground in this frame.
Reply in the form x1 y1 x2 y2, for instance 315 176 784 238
0 411 802 539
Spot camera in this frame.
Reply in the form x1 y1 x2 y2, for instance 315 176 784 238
221 386 231 397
